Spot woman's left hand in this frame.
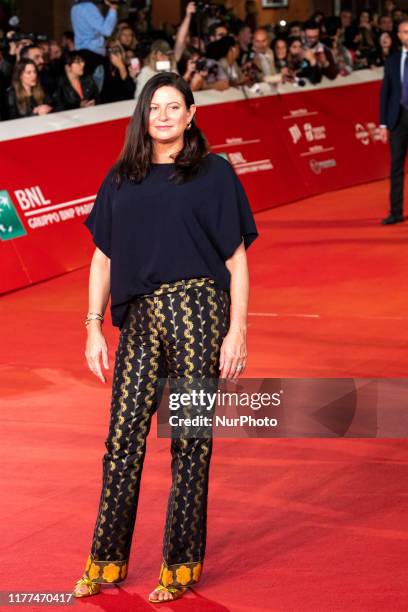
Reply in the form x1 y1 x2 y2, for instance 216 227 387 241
219 327 247 380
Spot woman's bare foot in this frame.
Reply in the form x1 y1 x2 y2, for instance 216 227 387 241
72 576 101 598
149 586 174 602
73 583 89 597
148 585 187 602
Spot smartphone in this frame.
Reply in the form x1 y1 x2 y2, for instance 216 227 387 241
130 57 140 71
156 60 171 72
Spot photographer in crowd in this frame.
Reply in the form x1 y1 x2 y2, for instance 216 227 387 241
2 1 408 122
206 35 249 87
303 19 339 80
101 37 136 102
70 0 119 91
176 45 209 91
5 30 35 68
173 1 198 62
135 39 177 99
286 36 322 84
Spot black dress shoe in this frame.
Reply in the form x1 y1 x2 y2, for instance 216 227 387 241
381 214 405 225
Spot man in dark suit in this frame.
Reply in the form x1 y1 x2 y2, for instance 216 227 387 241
379 19 408 224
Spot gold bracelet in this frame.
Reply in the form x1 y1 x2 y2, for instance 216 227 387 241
85 313 104 326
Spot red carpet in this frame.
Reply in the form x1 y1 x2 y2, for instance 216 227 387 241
1 178 407 611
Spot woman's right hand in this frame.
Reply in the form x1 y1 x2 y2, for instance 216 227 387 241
33 104 52 115
85 321 110 383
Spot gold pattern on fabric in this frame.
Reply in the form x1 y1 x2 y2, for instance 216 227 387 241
81 277 229 588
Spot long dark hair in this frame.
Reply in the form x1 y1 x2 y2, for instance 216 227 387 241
113 72 209 185
12 59 44 115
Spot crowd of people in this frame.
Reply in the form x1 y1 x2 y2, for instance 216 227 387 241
0 0 406 121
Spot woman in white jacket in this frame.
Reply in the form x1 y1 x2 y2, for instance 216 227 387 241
135 40 178 99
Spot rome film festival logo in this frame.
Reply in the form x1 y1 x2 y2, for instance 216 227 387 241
355 123 370 145
289 122 327 145
0 191 27 241
355 122 381 145
289 123 302 144
309 158 337 175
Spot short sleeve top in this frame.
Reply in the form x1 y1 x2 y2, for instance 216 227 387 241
83 152 259 329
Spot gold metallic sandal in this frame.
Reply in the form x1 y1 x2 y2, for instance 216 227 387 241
148 584 187 603
73 575 101 598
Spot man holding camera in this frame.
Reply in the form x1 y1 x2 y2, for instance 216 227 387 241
71 0 119 90
303 20 339 81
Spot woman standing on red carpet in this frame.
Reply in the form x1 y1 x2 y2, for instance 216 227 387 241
73 71 258 603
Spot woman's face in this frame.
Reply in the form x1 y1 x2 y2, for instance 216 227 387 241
289 40 302 56
148 86 196 145
227 43 239 63
119 28 134 48
380 32 392 48
275 39 287 59
21 64 37 89
69 57 85 77
360 12 370 25
107 44 124 62
155 51 170 62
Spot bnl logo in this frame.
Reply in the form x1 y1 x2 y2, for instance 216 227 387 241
0 191 27 241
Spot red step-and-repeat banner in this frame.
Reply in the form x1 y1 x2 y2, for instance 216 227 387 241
0 76 389 294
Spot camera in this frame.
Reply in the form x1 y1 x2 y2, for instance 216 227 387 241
294 76 306 87
196 2 211 11
195 2 218 14
155 60 171 72
194 58 218 77
107 46 122 55
196 58 207 72
8 32 48 46
9 32 35 43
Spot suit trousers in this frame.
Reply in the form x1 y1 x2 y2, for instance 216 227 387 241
82 276 230 589
389 106 408 215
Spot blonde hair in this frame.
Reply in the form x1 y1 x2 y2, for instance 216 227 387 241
106 37 127 61
145 47 177 72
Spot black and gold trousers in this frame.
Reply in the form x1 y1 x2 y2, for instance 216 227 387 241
82 276 230 589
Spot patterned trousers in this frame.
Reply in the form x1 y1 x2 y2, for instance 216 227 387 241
82 277 230 589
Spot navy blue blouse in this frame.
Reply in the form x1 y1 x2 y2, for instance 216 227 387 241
83 152 259 329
